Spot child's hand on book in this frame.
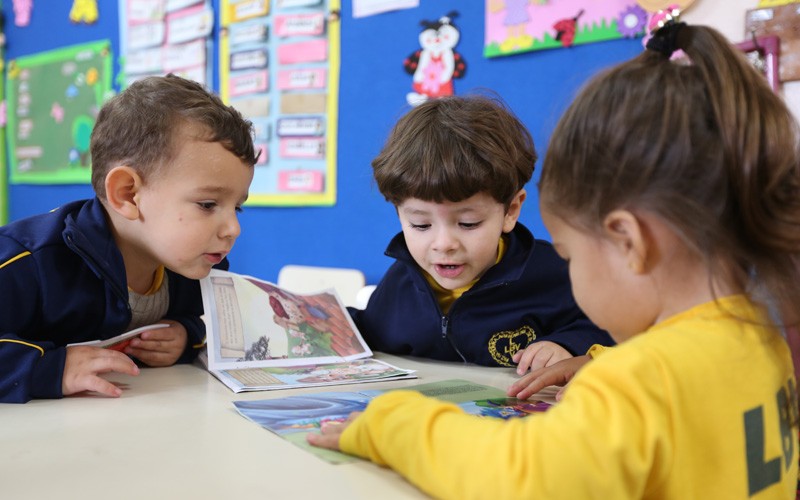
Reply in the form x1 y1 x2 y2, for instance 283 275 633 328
512 340 571 375
124 320 187 367
306 412 363 451
507 355 591 401
63 345 140 397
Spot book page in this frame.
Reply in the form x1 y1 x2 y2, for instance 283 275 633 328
234 379 552 463
211 358 416 393
201 269 373 371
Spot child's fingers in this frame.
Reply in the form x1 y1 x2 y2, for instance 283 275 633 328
307 412 361 450
507 371 554 400
306 431 342 450
129 336 174 352
80 375 125 398
125 346 179 367
100 351 142 376
526 350 554 373
63 347 140 396
129 330 185 351
69 346 140 375
515 348 534 375
138 327 177 341
515 345 545 375
128 325 186 365
509 355 592 399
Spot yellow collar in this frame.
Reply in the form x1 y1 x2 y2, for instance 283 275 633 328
129 266 165 296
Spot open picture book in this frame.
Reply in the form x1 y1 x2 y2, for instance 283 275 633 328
234 379 554 463
199 269 416 392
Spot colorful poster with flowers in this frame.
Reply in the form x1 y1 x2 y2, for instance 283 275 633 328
6 40 113 184
485 0 648 58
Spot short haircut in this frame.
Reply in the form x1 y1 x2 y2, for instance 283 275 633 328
372 94 537 209
90 74 259 199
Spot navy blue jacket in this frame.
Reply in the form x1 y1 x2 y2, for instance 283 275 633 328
0 198 216 403
349 224 614 367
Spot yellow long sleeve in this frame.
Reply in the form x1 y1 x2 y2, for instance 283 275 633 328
340 296 798 499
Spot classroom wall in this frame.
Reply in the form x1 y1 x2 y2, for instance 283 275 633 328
2 1 770 285
684 0 800 123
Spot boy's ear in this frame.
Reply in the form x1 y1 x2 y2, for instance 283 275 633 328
602 210 648 274
502 189 527 233
105 166 143 221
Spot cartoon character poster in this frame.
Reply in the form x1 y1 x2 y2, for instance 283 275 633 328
485 0 648 57
403 11 467 106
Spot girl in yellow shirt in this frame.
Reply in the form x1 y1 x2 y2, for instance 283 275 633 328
308 19 800 500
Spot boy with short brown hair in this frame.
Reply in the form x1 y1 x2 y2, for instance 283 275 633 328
350 94 613 369
0 75 258 403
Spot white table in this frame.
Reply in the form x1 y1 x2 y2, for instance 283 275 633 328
2 353 552 499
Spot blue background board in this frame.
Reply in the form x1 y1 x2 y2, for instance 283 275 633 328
3 0 642 284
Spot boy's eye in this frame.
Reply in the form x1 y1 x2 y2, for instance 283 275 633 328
235 206 244 214
459 221 481 229
409 223 430 231
197 201 217 211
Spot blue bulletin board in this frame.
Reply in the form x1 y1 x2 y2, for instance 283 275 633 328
6 40 113 184
3 1 644 285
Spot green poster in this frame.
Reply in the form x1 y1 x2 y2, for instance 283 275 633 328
7 40 113 185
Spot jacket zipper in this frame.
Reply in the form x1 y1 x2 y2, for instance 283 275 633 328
440 315 467 363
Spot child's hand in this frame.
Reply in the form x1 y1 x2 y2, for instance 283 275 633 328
512 340 572 375
124 320 187 367
507 355 591 401
63 345 140 397
306 412 363 451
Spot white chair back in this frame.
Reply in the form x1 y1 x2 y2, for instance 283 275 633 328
277 265 366 309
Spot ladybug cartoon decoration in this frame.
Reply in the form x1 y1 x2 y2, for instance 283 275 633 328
403 11 467 106
553 9 584 48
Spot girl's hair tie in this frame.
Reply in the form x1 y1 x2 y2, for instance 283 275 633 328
646 20 686 57
646 4 686 58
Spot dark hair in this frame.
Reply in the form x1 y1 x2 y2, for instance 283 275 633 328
372 94 537 209
539 24 800 323
90 74 258 198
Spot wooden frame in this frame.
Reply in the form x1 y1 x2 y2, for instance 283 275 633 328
736 34 781 92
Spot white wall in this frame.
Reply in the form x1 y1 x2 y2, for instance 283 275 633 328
683 0 800 121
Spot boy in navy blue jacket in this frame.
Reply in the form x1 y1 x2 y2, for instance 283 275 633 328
0 75 258 403
350 95 613 370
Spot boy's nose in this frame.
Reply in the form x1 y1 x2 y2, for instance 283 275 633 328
220 214 241 240
431 228 458 252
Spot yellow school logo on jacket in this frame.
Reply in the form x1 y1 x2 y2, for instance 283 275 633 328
488 325 535 366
